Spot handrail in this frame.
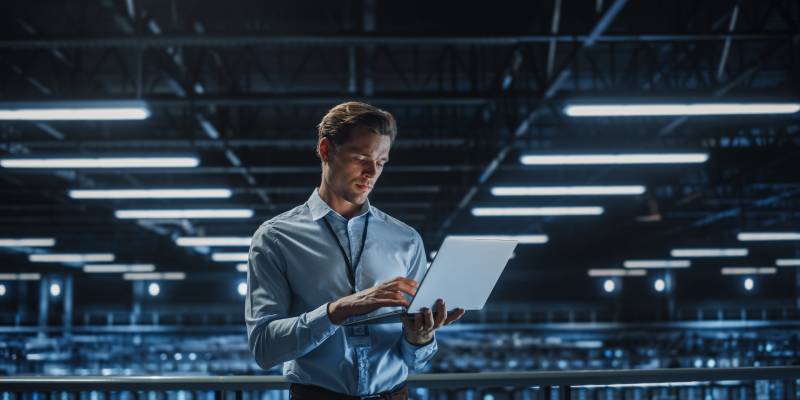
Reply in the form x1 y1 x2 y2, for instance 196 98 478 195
0 367 798 391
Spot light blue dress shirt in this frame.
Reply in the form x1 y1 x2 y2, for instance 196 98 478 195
246 189 437 395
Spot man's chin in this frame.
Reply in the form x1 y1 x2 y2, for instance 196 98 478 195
354 193 369 204
348 191 370 205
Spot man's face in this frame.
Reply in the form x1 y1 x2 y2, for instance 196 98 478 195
322 126 392 206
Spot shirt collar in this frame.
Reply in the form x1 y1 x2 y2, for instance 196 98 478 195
307 188 372 221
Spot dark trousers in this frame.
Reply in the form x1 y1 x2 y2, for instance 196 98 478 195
289 383 409 400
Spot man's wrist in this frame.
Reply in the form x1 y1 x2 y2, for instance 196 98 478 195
404 330 434 346
327 300 345 325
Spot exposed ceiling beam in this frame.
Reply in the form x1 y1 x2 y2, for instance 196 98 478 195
144 95 489 107
0 165 480 175
2 138 471 150
658 33 800 136
0 33 793 49
436 0 630 239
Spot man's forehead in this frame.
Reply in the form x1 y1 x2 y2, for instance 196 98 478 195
339 131 392 155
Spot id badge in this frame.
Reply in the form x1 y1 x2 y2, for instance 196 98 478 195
347 324 371 347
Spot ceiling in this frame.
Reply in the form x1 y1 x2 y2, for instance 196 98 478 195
1 0 799 309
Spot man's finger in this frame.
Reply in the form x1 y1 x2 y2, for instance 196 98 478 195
389 276 418 287
433 299 447 329
386 280 417 296
444 308 466 325
375 289 404 301
422 308 434 330
390 291 406 301
392 282 417 296
400 314 413 330
376 297 409 308
413 312 422 332
388 291 411 307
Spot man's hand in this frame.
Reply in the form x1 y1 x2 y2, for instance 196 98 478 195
401 298 465 345
327 276 418 325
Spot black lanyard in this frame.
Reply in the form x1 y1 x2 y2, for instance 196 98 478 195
321 213 369 293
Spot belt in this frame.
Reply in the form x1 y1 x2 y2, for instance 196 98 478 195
290 383 408 400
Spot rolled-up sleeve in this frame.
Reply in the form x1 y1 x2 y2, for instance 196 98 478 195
397 231 438 371
245 224 340 370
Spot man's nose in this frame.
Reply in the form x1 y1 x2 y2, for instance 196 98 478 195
363 161 377 176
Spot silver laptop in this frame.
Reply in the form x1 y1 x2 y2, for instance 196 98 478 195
343 237 518 326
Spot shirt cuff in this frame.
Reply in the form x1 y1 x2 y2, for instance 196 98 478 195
304 302 340 345
401 333 438 364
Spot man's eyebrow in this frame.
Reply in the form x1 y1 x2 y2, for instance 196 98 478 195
356 153 389 161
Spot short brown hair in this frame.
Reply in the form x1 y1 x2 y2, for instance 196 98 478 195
316 101 397 158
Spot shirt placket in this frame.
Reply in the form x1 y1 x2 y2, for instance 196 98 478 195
346 219 356 290
346 216 365 291
344 216 371 395
356 347 370 394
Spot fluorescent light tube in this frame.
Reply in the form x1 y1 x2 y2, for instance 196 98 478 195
212 252 249 262
491 186 645 196
446 235 548 244
721 267 777 275
588 269 647 277
564 103 800 117
236 263 248 272
115 209 253 219
0 106 150 120
123 272 185 281
737 232 800 241
471 207 603 216
623 260 691 269
83 264 155 273
1 157 199 168
70 189 231 199
0 273 41 281
175 237 251 247
776 259 800 267
29 253 115 263
670 248 748 257
0 238 55 247
0 107 151 120
520 153 708 165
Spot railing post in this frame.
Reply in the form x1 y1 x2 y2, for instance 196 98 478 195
558 385 571 400
538 385 551 400
787 378 797 400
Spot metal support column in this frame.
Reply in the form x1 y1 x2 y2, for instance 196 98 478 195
666 270 676 320
63 274 73 335
132 280 144 324
37 275 49 337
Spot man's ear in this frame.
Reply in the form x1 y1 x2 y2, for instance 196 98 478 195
318 137 330 162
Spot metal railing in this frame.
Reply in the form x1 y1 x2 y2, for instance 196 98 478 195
0 366 798 399
3 305 798 331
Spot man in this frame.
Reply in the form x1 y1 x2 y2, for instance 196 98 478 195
246 101 465 399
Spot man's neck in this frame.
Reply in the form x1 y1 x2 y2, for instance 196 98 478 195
318 184 363 220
